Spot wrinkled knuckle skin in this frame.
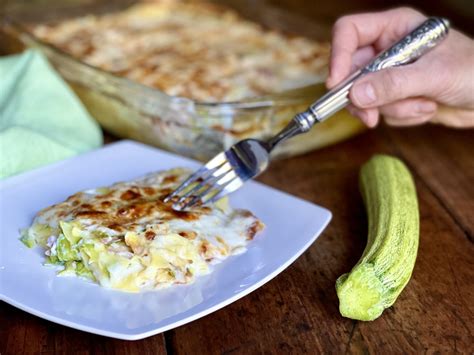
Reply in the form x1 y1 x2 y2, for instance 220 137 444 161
433 58 460 98
381 70 406 102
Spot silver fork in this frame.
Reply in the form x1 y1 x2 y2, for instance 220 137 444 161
164 17 449 211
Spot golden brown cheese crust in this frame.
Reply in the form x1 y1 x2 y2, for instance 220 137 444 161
36 168 263 249
30 0 330 102
27 168 264 291
61 185 202 229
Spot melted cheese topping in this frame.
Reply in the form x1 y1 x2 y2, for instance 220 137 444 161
30 0 330 102
25 168 264 292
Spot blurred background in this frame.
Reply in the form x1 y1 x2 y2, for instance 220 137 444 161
1 0 473 35
269 0 474 34
0 0 471 160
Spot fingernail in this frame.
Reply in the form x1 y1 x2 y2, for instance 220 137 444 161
416 101 436 114
353 82 377 106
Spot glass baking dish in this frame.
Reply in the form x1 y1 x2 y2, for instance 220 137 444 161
1 0 366 161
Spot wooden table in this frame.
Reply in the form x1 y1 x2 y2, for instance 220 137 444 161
2 0 474 352
2 124 473 353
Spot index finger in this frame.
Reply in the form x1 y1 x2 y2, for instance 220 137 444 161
327 7 426 87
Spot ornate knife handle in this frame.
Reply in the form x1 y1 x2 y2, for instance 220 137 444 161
294 17 450 130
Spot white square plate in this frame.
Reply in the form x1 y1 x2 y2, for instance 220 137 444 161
0 141 331 340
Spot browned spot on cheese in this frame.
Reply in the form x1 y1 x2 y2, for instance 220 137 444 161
163 175 178 184
120 189 142 201
123 203 143 219
164 206 199 221
199 240 215 261
111 199 200 222
240 210 253 218
145 230 156 240
81 203 93 209
178 231 197 240
143 187 156 196
108 224 124 232
96 191 113 199
117 208 128 216
246 221 264 240
72 200 80 206
200 240 210 255
75 210 107 218
101 201 112 208
159 188 173 199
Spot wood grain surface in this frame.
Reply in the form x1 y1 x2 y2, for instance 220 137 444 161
2 125 473 354
1 0 474 353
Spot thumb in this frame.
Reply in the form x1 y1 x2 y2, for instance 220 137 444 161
349 64 435 109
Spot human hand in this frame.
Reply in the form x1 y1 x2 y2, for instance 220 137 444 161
327 7 474 128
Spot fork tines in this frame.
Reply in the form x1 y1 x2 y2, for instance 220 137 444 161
163 151 243 211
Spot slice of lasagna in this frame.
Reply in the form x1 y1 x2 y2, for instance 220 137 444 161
21 168 264 292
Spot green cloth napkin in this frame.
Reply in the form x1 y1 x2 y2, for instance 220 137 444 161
0 50 102 179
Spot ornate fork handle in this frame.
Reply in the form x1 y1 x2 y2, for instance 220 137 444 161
268 17 450 148
365 17 449 72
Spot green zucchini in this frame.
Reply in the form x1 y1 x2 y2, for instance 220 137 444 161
336 155 420 321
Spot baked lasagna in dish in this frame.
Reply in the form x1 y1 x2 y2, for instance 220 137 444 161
21 168 264 292
30 0 330 102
